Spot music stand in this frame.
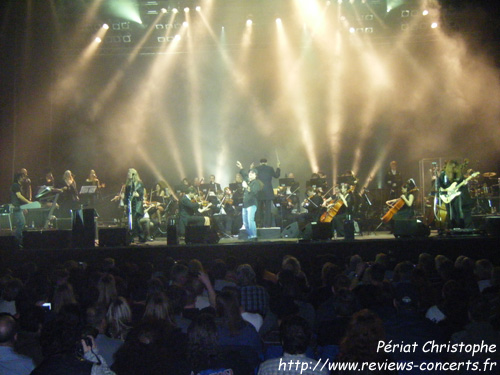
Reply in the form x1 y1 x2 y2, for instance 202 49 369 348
200 184 211 194
279 178 295 187
79 186 98 194
174 185 188 195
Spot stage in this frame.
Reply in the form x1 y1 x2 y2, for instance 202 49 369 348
0 227 499 274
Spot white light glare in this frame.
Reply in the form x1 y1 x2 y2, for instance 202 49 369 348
431 22 438 28
422 10 429 16
183 21 188 27
102 24 109 29
196 6 201 12
161 8 167 14
349 27 355 33
173 8 178 14
95 37 102 43
174 35 181 41
184 7 190 13
276 18 282 24
246 19 253 26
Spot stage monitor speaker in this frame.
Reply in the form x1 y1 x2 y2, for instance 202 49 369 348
98 228 129 247
485 216 500 237
257 227 281 239
167 217 178 245
311 222 331 240
344 219 355 241
281 222 300 238
186 225 219 244
394 219 430 238
23 230 72 249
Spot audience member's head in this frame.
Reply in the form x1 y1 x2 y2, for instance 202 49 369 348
52 282 77 313
143 292 174 326
475 259 493 281
339 309 386 362
280 315 311 355
0 313 18 347
236 264 256 286
106 297 132 340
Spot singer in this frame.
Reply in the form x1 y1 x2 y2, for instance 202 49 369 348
123 168 146 243
237 161 263 241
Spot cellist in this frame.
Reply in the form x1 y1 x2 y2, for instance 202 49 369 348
330 183 355 238
385 179 417 222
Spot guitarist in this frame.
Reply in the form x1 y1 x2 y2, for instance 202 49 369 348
438 160 474 229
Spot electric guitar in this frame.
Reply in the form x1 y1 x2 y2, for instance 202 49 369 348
439 172 479 204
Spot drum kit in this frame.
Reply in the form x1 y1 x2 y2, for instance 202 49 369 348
469 172 499 214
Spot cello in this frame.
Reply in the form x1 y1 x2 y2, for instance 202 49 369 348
320 185 355 223
381 187 418 223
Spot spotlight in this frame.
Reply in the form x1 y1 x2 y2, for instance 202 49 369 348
184 7 190 13
102 24 109 30
431 22 438 28
173 8 178 14
349 27 355 33
246 19 253 26
183 21 188 27
161 8 167 14
276 18 282 24
196 6 201 12
95 37 102 43
422 9 429 16
174 35 181 41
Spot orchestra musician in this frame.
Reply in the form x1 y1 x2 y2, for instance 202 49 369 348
57 170 80 218
149 181 168 220
40 168 55 187
178 186 212 240
208 175 222 194
85 169 105 189
298 186 324 226
11 172 32 246
329 183 354 238
123 168 146 243
212 188 236 237
385 179 417 221
386 161 403 200
237 162 263 241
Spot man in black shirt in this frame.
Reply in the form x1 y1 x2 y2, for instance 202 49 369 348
10 172 32 246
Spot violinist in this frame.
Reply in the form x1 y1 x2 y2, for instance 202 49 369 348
123 168 146 243
212 187 236 237
178 186 211 239
330 183 354 238
150 181 168 223
299 187 324 224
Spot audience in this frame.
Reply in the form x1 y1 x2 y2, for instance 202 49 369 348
0 248 497 375
0 313 35 375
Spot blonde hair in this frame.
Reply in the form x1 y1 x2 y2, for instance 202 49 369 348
106 297 132 340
